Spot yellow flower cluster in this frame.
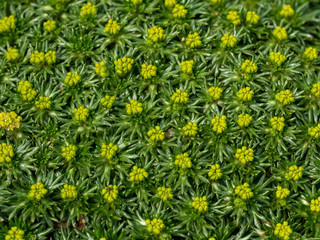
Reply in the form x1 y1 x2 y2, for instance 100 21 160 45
43 20 56 32
74 106 89 122
311 82 320 97
165 0 176 9
182 122 198 137
35 96 51 110
208 86 223 100
101 143 118 163
238 114 252 127
211 115 227 134
129 166 148 182
61 184 77 200
192 196 208 213
0 15 16 34
180 60 194 75
102 185 118 203
30 51 57 65
157 187 173 201
147 126 165 143
5 227 25 240
5 48 20 61
131 0 142 5
29 51 45 65
303 47 318 62
146 218 165 235
28 182 48 201
80 2 97 19
270 116 285 132
146 26 166 45
95 61 107 77
309 124 320 138
0 143 14 164
246 11 259 25
237 87 254 101
275 89 294 105
235 183 254 200
171 89 189 104
276 186 290 199
100 95 116 109
141 64 157 79
172 4 187 19
126 100 143 115
209 238 216 240
310 197 320 212
61 144 77 162
211 0 224 5
227 11 241 25
280 5 294 18
274 221 292 240
220 33 237 49
208 164 222 181
17 81 37 102
0 112 22 131
174 153 192 170
240 60 258 75
269 52 287 67
185 32 202 49
115 57 134 76
273 26 287 41
105 19 121 35
285 165 303 181
64 72 81 87
235 146 254 164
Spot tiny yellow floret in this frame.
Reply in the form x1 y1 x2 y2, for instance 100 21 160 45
274 221 292 240
192 196 208 213
185 32 202 49
273 26 287 41
285 165 303 181
5 226 24 240
275 89 294 105
129 166 148 182
235 182 253 200
101 185 118 203
235 146 254 164
146 218 165 235
105 19 121 35
61 144 77 162
157 187 173 201
61 184 77 200
208 164 222 180
227 11 241 25
141 64 157 79
126 100 143 115
211 115 227 134
171 89 189 104
28 182 47 201
174 153 192 170
182 122 198 137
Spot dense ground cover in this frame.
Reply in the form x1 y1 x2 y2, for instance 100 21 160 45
1 0 320 239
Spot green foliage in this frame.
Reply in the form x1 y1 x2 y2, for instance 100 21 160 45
1 0 320 239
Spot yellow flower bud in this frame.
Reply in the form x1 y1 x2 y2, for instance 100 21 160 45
101 185 118 203
129 166 148 182
208 86 223 100
208 164 222 181
172 4 187 19
100 95 116 109
114 57 134 76
280 5 294 18
174 153 192 170
64 72 81 87
96 61 107 77
35 96 52 110
5 48 19 61
126 100 143 115
17 81 37 102
28 182 47 201
61 144 77 162
61 184 77 200
146 218 165 235
235 146 254 164
5 227 25 240
182 121 198 137
101 143 118 163
220 33 237 48
269 52 287 67
0 112 22 131
105 19 121 35
147 126 165 143
171 89 189 104
237 87 254 101
275 89 294 105
237 114 252 127
0 143 14 164
157 187 173 201
80 2 97 19
276 186 290 199
141 64 157 79
285 165 303 181
303 47 318 61
235 183 253 200
273 26 287 41
211 115 227 134
246 11 259 25
74 106 89 122
180 60 194 75
227 11 241 25
146 26 166 45
185 32 202 49
192 196 208 213
274 221 292 240
43 20 56 32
